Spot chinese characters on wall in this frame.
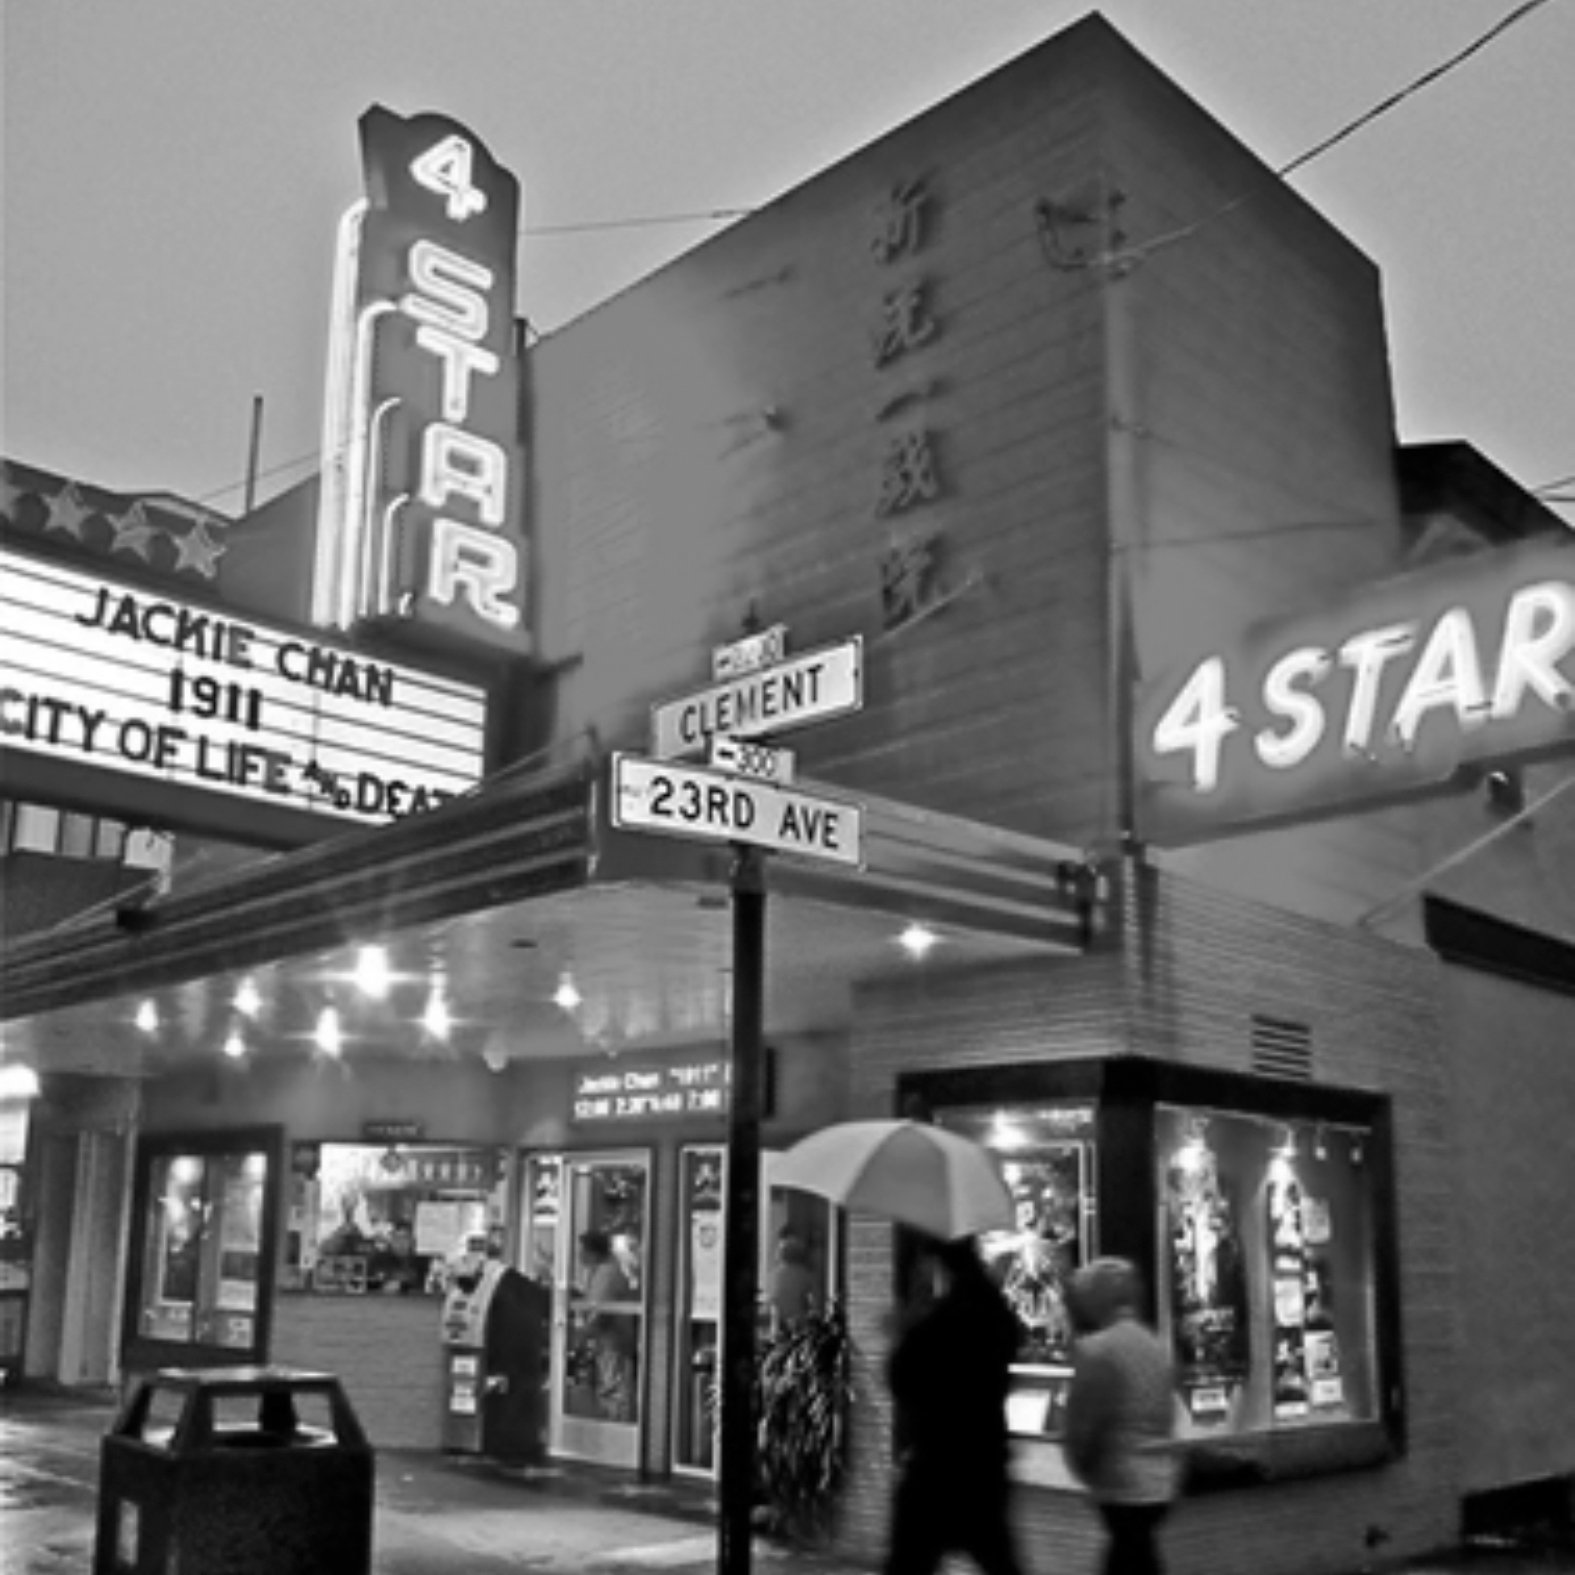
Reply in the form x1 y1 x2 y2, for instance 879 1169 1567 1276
866 177 954 634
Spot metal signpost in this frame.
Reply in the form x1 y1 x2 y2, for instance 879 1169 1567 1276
618 626 864 1575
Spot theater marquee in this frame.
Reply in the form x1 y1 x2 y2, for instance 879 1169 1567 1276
1134 536 1575 844
0 546 487 842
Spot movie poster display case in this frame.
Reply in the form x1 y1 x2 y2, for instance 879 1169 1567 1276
899 1058 1403 1488
122 1126 285 1372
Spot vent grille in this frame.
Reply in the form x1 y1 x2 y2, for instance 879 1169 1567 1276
1251 1014 1313 1080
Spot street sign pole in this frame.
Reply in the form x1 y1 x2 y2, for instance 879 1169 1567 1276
718 842 766 1575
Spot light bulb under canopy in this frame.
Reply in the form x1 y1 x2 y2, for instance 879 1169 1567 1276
422 986 451 1040
316 1006 343 1057
354 945 391 999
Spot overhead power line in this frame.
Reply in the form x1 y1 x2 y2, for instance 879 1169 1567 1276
524 206 753 237
1111 0 1555 268
194 3 1554 512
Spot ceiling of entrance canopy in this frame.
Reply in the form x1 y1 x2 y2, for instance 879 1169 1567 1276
4 878 1064 1077
1 755 1093 1079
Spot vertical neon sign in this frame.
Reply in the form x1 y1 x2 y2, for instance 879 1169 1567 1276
315 106 528 654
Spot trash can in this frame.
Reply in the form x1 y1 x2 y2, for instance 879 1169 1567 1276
94 1365 374 1574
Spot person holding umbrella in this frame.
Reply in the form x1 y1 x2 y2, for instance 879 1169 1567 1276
770 1119 1027 1575
884 1233 1025 1575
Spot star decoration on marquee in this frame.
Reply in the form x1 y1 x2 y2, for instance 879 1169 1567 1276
169 516 226 578
0 471 29 522
2 462 231 579
110 501 161 560
44 482 97 539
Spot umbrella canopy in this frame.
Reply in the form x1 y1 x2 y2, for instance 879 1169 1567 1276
771 1119 1014 1240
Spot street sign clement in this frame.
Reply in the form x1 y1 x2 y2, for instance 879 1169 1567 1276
650 637 862 761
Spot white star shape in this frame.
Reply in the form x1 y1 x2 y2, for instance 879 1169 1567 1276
44 482 96 539
171 517 226 578
110 501 162 560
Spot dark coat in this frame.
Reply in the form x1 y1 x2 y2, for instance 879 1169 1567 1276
888 1248 1018 1478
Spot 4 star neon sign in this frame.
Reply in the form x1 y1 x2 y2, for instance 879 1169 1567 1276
314 106 528 656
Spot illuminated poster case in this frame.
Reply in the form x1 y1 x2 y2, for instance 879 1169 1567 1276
123 1127 284 1372
901 1059 1402 1487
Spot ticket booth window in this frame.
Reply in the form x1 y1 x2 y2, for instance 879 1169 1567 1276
125 1128 282 1370
288 1141 504 1296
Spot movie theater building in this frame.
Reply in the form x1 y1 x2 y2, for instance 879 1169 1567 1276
3 18 1571 1574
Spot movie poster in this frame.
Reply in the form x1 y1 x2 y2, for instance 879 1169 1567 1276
1269 1169 1343 1416
1165 1132 1251 1425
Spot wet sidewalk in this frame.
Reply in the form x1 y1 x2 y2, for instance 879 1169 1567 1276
2 1385 1569 1575
0 1385 811 1575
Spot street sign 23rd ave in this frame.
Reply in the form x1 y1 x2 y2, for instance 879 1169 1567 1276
611 753 864 869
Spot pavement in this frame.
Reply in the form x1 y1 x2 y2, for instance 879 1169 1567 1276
2 1385 1570 1575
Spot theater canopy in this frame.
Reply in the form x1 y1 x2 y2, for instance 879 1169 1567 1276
1 747 1097 1077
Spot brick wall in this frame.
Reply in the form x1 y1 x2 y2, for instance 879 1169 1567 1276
272 1293 446 1450
1121 864 1459 1574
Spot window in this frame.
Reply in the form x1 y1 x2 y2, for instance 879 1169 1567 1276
1157 1105 1379 1437
931 1102 1097 1440
9 804 60 854
287 1142 504 1296
899 1058 1400 1480
1 799 147 865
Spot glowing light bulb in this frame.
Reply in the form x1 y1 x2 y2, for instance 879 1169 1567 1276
135 999 160 1034
0 1065 41 1100
316 1006 343 1057
553 975 582 1011
222 1029 247 1060
897 924 938 959
354 946 391 999
422 984 451 1040
234 979 262 1018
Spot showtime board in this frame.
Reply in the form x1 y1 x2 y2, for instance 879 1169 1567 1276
0 546 487 838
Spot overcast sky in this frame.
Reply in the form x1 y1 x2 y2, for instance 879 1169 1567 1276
3 1 1570 526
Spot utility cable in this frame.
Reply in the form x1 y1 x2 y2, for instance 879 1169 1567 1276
1108 0 1556 270
190 6 1557 513
1355 770 1575 930
524 207 753 237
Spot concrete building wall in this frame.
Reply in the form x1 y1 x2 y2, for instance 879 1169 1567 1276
524 22 1117 844
1436 964 1575 1494
1094 39 1421 922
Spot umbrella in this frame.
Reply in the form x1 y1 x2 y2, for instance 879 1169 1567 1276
770 1119 1015 1240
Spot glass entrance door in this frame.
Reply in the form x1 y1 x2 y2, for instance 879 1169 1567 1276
544 1151 649 1467
672 1146 840 1477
